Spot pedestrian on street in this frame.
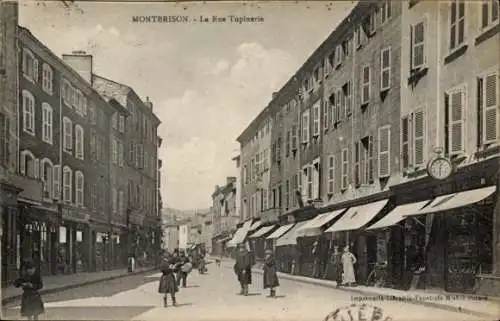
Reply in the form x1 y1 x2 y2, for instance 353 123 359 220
331 246 343 287
263 249 279 298
176 251 190 287
233 243 252 296
341 245 357 286
14 260 44 320
158 252 179 307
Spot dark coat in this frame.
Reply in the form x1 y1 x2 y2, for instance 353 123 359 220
234 250 252 285
158 259 179 294
14 273 44 317
263 256 279 289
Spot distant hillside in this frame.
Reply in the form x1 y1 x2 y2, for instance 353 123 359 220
161 207 211 224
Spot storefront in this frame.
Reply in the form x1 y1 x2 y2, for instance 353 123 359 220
385 156 498 294
247 224 277 261
1 181 22 285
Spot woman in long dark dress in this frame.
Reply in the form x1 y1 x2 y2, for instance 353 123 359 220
263 249 279 298
158 253 180 307
14 260 44 320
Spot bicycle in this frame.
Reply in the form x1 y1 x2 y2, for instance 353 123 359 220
365 262 387 287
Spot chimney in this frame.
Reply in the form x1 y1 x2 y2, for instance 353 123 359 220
62 50 93 84
226 176 236 185
272 92 278 99
144 96 153 109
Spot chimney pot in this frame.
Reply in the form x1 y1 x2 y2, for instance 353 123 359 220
272 92 278 99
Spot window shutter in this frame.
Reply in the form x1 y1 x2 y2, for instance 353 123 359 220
336 89 342 121
345 82 352 116
483 73 498 144
449 89 465 155
53 165 60 199
413 110 425 166
354 142 360 186
20 153 26 175
33 59 39 82
324 101 329 131
331 93 337 124
341 148 348 190
291 124 297 151
378 126 391 178
401 116 410 169
327 155 335 194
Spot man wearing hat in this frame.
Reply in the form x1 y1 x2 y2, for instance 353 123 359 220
233 242 253 296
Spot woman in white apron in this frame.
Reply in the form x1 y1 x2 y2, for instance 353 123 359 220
341 245 356 286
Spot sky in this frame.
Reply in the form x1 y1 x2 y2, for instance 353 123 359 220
20 0 355 210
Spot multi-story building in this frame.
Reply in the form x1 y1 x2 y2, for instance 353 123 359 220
233 0 499 295
211 177 240 255
268 78 304 225
237 109 272 223
0 0 24 285
91 74 161 260
393 0 499 295
14 27 127 279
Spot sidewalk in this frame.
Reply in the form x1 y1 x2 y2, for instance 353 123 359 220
212 257 498 319
1 266 157 305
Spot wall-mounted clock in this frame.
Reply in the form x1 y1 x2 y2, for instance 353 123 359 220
427 156 453 180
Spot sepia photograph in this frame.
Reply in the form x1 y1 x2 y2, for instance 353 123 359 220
0 0 499 320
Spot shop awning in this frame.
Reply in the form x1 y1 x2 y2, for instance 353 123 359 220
227 220 253 247
325 199 388 233
296 209 345 238
248 225 276 238
404 185 497 217
217 236 232 243
249 220 262 231
366 200 431 230
276 221 310 247
266 223 295 239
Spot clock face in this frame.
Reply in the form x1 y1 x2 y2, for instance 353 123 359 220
428 157 453 180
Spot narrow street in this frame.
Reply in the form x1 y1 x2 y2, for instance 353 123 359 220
2 262 486 321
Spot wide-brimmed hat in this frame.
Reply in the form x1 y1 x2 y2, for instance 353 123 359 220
265 249 273 255
23 260 35 269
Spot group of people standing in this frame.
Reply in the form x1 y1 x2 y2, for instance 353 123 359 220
233 243 280 298
324 245 357 287
158 249 199 307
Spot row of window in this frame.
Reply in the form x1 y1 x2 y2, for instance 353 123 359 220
243 70 498 214
242 148 269 185
19 150 84 205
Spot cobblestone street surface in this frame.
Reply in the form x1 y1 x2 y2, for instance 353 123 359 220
2 261 495 321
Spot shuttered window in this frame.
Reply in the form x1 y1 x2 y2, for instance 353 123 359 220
478 72 498 145
378 126 391 178
327 155 335 194
330 92 337 125
313 101 320 137
302 110 310 143
446 87 466 155
354 142 361 186
449 0 466 51
336 89 342 121
291 124 298 151
344 82 352 116
413 110 425 166
341 148 349 190
401 116 410 170
361 65 371 104
335 45 343 67
380 47 391 91
53 165 61 200
323 101 329 131
411 20 426 69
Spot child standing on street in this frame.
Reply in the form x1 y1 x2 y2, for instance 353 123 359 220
263 249 279 298
14 260 44 320
158 252 179 307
